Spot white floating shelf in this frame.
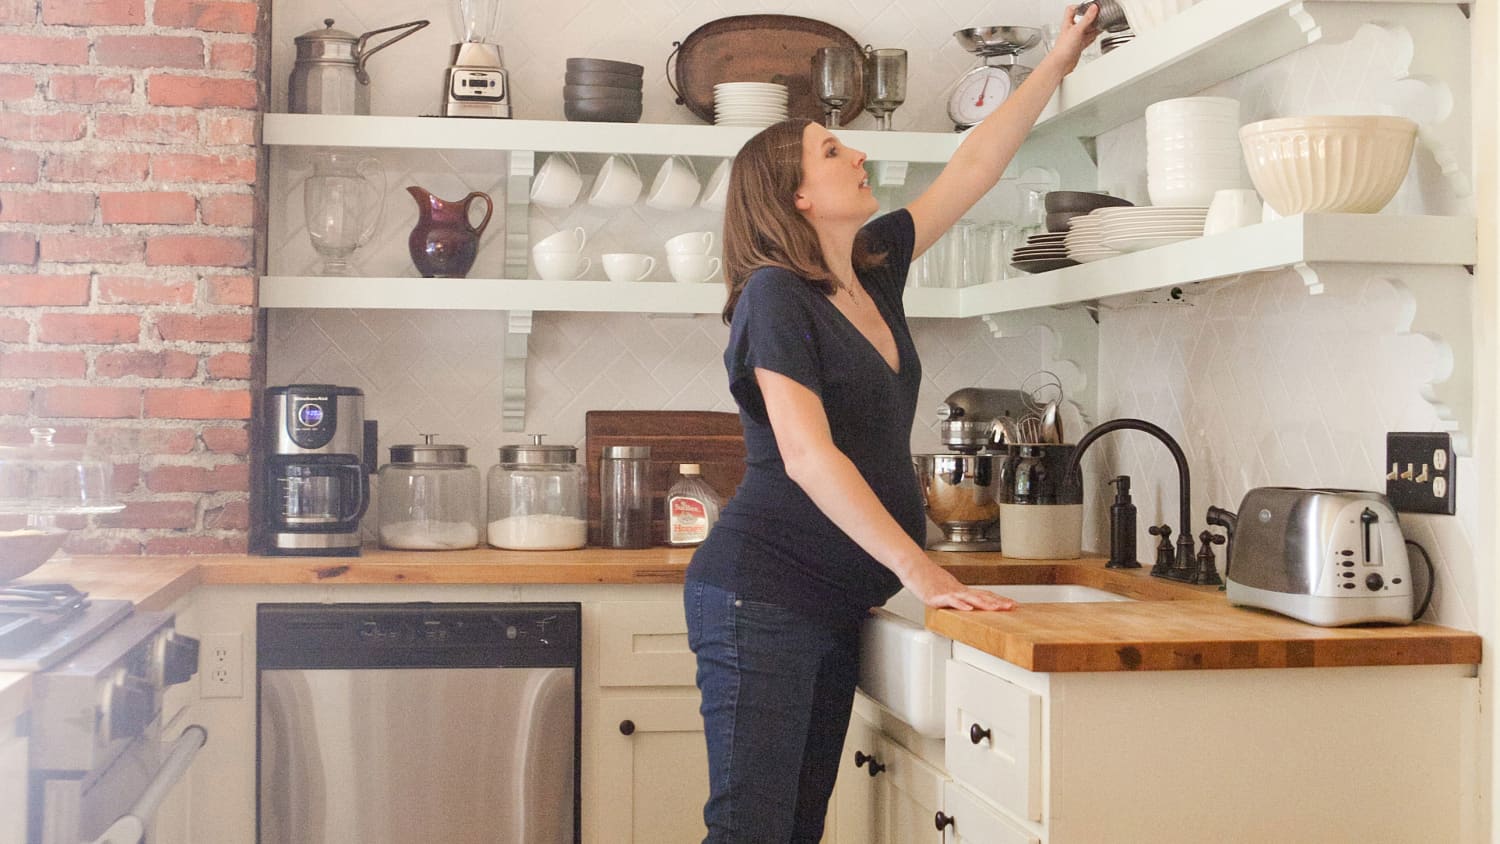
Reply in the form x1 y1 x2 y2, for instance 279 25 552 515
1034 0 1456 140
260 215 1473 317
261 113 963 163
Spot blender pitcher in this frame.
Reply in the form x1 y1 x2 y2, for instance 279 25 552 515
444 0 511 117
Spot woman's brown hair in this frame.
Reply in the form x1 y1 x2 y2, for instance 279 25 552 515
720 118 885 323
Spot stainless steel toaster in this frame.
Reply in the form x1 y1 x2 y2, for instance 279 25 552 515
1223 487 1414 626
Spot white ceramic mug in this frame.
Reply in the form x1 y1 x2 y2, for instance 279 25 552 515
645 156 701 211
667 253 721 283
533 250 591 280
665 230 715 255
603 252 657 283
699 158 731 211
1203 188 1262 235
588 154 642 208
534 226 587 253
530 152 582 208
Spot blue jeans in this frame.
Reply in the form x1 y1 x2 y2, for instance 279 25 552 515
684 579 862 844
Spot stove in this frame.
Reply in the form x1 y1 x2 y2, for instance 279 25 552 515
0 583 131 672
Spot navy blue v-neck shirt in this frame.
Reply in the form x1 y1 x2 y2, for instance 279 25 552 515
687 210 922 626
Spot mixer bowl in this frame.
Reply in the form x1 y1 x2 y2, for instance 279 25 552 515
953 26 1042 55
913 453 1001 550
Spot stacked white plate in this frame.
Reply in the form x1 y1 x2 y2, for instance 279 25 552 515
1145 96 1242 207
1062 215 1119 263
714 82 789 128
1094 206 1207 253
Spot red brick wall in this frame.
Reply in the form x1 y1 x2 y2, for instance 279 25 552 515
0 0 266 555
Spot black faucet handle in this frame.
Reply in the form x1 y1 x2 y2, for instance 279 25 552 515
1198 529 1225 547
1147 524 1175 575
1192 528 1226 586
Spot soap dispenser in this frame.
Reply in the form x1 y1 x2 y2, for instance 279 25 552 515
1107 475 1140 569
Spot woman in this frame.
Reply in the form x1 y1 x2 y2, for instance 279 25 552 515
684 7 1099 841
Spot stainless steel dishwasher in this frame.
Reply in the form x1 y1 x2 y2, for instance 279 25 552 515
256 602 580 844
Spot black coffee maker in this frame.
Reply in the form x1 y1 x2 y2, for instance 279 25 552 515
261 385 371 556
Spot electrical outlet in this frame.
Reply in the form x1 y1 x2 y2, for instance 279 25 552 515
200 633 244 698
1385 432 1457 515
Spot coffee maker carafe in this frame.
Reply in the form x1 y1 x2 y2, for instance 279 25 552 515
262 385 370 556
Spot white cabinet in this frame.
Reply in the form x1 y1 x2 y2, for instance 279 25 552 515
833 708 881 844
940 781 1038 844
834 696 950 844
944 659 1041 823
0 714 27 844
586 599 707 844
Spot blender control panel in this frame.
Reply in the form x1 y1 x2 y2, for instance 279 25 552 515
287 391 336 450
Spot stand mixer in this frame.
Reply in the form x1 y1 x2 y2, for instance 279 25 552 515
913 388 1031 551
946 26 1041 131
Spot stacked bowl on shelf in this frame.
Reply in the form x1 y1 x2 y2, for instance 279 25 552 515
712 82 789 128
1145 96 1243 207
1239 115 1418 214
564 58 644 123
1115 0 1199 33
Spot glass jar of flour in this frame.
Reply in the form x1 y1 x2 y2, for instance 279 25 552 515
377 436 483 550
487 435 587 550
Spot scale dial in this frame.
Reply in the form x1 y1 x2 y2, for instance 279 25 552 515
948 64 1014 129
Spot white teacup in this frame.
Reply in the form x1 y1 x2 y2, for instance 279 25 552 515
699 158 731 211
1203 188 1262 236
530 152 582 209
588 154 642 209
535 226 587 253
645 156 701 211
665 230 715 255
603 253 657 283
533 250 591 280
667 253 721 284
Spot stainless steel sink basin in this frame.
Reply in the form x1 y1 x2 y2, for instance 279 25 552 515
859 583 1134 737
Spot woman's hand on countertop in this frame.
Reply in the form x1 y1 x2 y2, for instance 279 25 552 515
903 561 1016 612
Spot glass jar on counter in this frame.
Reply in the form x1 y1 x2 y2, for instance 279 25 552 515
487 434 587 550
599 445 652 549
377 436 483 550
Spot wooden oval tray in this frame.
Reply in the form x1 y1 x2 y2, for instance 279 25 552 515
668 14 865 127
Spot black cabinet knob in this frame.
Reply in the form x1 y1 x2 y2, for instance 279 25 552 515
854 750 885 776
618 719 635 736
934 811 955 831
969 723 992 745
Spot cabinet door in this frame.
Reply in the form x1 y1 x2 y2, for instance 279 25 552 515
945 659 1042 822
876 735 947 844
941 781 1039 844
592 695 709 844
833 708 881 844
0 718 26 844
597 601 697 688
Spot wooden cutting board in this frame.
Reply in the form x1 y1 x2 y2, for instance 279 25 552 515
584 410 746 547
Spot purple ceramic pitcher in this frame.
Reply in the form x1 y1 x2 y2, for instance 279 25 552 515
406 186 493 278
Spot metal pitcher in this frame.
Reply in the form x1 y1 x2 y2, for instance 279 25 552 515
289 18 429 115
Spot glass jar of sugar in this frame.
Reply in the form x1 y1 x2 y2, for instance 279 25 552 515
486 435 587 550
377 436 483 550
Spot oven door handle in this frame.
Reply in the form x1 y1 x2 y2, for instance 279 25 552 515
88 725 208 844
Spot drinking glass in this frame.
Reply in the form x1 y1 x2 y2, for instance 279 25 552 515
302 152 385 275
863 47 907 131
813 47 858 127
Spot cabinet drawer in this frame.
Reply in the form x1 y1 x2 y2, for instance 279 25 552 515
941 781 1039 844
944 659 1041 823
597 601 697 687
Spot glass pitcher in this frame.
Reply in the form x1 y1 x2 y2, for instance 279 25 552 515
302 151 386 275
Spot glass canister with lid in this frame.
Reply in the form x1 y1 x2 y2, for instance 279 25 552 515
377 435 483 550
0 426 125 579
487 434 587 550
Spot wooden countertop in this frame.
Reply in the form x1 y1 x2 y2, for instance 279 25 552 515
10 548 1483 680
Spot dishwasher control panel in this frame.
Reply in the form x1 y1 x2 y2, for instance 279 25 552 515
258 602 581 670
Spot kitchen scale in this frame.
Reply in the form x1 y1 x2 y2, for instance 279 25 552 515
947 26 1042 131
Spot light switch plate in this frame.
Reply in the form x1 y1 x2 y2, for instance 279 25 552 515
1385 432 1456 515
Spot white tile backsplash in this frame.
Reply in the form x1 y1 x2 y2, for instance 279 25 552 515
267 1 1476 632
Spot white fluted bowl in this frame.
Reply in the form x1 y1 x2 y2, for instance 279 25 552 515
1239 115 1417 215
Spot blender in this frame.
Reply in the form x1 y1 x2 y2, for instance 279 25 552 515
443 0 511 118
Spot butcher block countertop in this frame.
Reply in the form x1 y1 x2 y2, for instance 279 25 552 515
0 549 1480 707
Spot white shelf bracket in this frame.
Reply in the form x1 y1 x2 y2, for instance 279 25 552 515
505 150 535 280
979 306 1099 428
1386 265 1475 455
501 309 533 432
873 160 909 189
1291 262 1325 296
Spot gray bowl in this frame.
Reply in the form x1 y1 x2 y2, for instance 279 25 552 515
566 57 644 77
563 83 643 102
1044 190 1134 214
564 98 643 123
565 70 643 90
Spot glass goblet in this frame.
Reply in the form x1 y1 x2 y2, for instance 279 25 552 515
813 47 858 127
863 47 908 131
